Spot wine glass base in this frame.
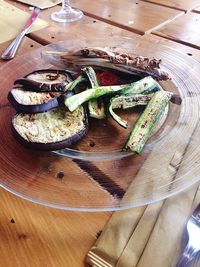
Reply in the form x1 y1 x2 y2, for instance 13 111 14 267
51 8 83 23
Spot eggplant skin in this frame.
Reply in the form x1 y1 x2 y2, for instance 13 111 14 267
14 69 73 92
11 107 88 151
8 90 60 114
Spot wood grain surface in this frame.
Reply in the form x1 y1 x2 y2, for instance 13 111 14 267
0 190 110 267
141 0 200 12
0 1 200 267
71 0 184 34
29 6 136 44
0 37 40 67
153 11 200 49
192 6 200 13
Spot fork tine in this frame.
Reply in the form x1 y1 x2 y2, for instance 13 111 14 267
193 203 200 216
175 203 200 267
191 251 200 267
175 243 199 267
192 203 200 223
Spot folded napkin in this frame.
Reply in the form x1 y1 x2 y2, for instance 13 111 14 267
87 185 200 267
16 0 61 9
0 0 48 44
87 95 200 266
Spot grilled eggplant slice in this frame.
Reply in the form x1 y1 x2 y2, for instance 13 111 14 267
14 69 73 92
12 106 88 151
8 88 62 114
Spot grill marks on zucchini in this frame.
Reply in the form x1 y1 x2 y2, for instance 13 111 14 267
107 76 162 128
64 76 160 112
109 94 153 128
82 67 106 119
8 66 178 153
124 90 173 153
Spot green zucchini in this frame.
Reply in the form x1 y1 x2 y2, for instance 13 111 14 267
65 74 86 92
119 76 162 96
82 67 106 119
65 76 160 112
110 94 153 110
124 90 173 153
109 94 153 128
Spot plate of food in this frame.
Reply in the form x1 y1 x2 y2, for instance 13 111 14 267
0 36 200 211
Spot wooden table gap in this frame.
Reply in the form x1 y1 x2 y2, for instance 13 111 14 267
141 0 200 12
152 32 200 51
140 0 186 12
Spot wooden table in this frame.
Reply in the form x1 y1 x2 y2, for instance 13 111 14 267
0 1 200 266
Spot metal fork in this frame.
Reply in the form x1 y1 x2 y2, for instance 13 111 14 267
175 203 200 267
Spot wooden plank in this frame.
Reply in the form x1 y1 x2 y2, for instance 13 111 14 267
192 6 200 13
141 0 200 12
0 20 111 267
70 0 183 34
153 12 200 49
30 13 135 45
6 3 137 45
0 37 40 67
142 34 200 61
0 189 110 267
0 2 199 267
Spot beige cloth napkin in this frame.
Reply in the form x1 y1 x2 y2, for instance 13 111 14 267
87 185 200 267
16 0 61 9
87 95 200 266
0 0 48 44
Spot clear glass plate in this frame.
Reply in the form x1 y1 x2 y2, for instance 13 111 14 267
0 36 200 211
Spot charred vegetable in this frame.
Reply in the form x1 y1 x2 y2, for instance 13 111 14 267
109 94 153 128
66 74 86 92
14 69 73 92
8 71 86 114
65 76 161 112
12 106 88 151
124 90 173 153
82 67 106 119
45 47 171 80
8 88 63 114
119 76 162 96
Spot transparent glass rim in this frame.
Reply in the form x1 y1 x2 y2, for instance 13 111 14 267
0 36 200 211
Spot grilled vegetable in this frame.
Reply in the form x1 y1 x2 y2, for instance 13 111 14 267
119 76 162 96
44 47 171 80
96 71 118 86
14 69 73 92
8 88 62 113
65 76 161 112
82 67 106 119
12 106 88 151
66 74 86 92
124 90 173 153
9 71 86 113
109 94 153 128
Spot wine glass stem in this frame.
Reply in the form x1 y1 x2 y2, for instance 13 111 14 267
62 0 72 12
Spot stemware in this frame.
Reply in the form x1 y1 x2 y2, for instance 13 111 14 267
51 0 83 23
